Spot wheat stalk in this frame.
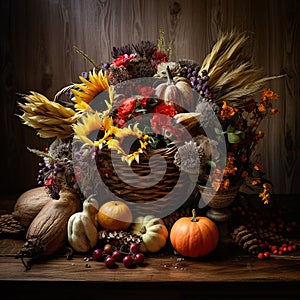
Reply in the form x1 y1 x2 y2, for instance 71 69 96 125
18 91 80 138
201 31 284 106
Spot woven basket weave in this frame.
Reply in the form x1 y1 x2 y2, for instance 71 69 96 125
97 146 192 216
197 183 241 209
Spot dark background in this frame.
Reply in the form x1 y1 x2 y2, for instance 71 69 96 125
1 0 299 196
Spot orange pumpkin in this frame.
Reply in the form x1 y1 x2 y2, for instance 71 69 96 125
97 200 132 230
170 209 219 258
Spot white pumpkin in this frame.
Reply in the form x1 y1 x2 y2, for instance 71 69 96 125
131 215 169 253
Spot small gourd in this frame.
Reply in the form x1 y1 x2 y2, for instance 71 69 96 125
170 209 219 258
131 215 168 253
155 66 194 113
97 200 132 231
67 195 99 253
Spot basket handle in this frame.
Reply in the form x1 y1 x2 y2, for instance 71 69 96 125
53 84 74 102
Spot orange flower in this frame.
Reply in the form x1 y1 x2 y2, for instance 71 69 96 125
258 103 266 112
270 107 279 114
251 178 261 185
223 155 237 177
219 101 238 120
259 183 272 204
262 88 278 101
220 179 230 190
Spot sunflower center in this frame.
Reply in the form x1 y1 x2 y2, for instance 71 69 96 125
96 129 105 141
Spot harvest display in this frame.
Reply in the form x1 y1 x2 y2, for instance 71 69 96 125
5 30 297 270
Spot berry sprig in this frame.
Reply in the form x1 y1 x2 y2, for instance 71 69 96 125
92 242 145 268
231 199 298 260
257 240 297 260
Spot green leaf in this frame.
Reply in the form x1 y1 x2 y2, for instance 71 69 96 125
227 132 241 144
206 160 217 168
234 130 242 134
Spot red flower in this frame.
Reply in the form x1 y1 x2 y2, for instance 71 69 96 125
153 50 168 67
118 97 137 118
151 114 169 135
151 114 183 141
139 97 150 108
44 178 53 187
152 103 177 117
114 115 127 128
112 53 137 68
136 86 155 97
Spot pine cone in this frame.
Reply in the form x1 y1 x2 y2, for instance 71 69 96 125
255 228 289 245
231 225 259 254
99 230 142 247
0 214 26 238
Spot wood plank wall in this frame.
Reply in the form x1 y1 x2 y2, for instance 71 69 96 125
1 0 299 195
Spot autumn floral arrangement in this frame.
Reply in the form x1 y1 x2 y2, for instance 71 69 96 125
193 87 279 204
18 30 281 206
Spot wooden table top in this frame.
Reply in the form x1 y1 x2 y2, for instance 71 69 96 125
0 237 299 299
0 193 299 299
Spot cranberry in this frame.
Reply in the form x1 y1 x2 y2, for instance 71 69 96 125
92 248 103 261
123 255 134 268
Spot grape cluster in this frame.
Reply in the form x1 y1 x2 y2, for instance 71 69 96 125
92 242 145 268
180 64 213 100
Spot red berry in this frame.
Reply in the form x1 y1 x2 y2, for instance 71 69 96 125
287 246 293 252
103 243 113 254
134 253 145 265
123 255 134 268
257 253 264 260
105 256 116 268
112 250 123 262
130 243 140 254
278 250 283 255
273 249 278 255
263 251 270 259
92 248 103 261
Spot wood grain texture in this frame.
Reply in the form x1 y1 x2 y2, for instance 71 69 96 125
0 239 299 282
1 0 299 194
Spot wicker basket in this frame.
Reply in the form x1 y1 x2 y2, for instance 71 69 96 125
96 146 194 216
197 183 241 209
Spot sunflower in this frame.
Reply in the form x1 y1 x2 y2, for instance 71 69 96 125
71 68 110 105
73 113 117 148
107 124 148 165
